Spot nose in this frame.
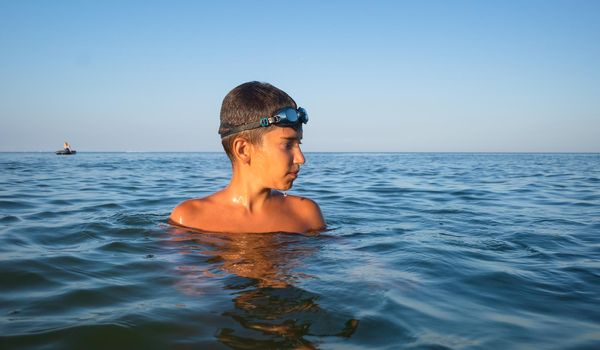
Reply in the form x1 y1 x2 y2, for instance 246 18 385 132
294 145 305 166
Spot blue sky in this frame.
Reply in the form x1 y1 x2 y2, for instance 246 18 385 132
1 0 599 152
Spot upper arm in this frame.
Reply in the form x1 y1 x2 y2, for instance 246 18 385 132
297 197 326 231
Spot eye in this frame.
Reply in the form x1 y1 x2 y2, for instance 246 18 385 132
282 139 301 150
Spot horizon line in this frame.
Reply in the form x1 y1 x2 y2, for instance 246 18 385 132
1 151 599 154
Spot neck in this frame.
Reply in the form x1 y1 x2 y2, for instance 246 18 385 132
224 165 271 213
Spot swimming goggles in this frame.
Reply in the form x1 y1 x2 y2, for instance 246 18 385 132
220 107 308 138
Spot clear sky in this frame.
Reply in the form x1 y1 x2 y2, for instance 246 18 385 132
1 0 599 152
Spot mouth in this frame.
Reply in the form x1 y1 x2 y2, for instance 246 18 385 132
287 171 299 178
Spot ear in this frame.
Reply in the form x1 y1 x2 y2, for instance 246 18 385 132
232 136 252 165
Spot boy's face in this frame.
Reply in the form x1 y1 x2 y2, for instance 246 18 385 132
252 126 305 191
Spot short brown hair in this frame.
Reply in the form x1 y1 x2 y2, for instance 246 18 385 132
219 81 297 161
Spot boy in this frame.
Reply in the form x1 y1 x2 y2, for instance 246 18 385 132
170 81 325 233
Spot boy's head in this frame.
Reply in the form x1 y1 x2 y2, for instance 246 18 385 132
219 82 305 161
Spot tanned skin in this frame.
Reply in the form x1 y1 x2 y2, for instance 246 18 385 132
170 126 325 234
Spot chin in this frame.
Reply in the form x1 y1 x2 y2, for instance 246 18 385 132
275 182 294 191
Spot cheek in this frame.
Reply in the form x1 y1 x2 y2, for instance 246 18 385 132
256 155 271 174
277 149 295 167
254 151 280 176
253 146 293 177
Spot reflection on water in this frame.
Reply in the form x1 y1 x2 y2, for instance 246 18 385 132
169 229 359 348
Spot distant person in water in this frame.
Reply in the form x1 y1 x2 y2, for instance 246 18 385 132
170 81 325 233
63 141 71 152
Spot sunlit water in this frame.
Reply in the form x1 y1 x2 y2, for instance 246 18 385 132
1 152 599 349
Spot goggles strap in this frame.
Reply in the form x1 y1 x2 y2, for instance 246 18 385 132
220 121 263 138
220 107 305 138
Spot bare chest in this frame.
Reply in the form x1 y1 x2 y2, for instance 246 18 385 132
189 206 307 234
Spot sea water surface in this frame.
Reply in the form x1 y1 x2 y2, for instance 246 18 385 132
1 152 599 349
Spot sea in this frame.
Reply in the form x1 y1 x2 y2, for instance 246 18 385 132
1 152 599 350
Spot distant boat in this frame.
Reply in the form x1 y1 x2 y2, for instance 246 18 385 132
57 141 76 155
56 149 76 155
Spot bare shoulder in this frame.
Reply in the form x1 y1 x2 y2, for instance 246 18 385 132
285 194 321 213
169 197 211 227
284 194 326 230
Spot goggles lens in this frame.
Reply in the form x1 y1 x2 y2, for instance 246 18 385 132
273 107 308 125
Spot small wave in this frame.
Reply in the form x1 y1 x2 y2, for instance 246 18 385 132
0 215 21 223
0 200 35 210
113 212 164 226
97 241 147 254
86 202 124 210
354 241 402 254
0 264 64 293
